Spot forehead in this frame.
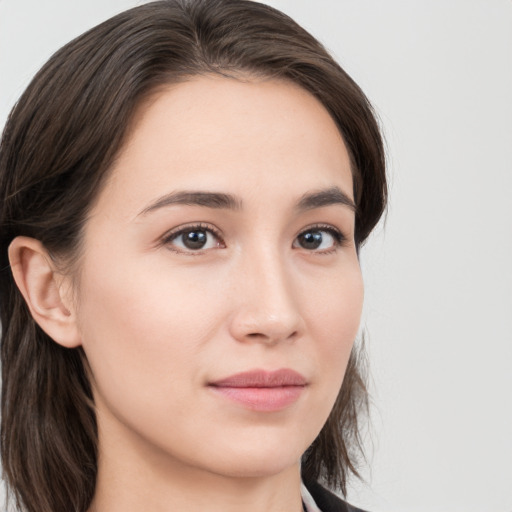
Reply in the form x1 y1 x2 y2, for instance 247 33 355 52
94 76 353 217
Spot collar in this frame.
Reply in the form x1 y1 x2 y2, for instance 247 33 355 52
301 481 323 512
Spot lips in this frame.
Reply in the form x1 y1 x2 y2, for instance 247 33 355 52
208 369 307 412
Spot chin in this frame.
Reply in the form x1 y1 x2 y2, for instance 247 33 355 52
192 430 310 479
208 453 301 480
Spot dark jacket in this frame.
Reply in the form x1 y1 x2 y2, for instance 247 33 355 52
305 480 368 512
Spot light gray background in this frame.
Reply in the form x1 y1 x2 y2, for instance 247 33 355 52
1 1 511 511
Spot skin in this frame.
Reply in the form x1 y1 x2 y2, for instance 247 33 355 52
10 76 363 512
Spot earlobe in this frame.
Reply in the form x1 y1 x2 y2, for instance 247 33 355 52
8 236 82 348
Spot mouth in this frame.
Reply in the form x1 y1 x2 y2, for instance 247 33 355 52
208 369 307 412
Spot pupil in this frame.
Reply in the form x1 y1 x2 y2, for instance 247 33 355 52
183 230 207 249
300 231 322 249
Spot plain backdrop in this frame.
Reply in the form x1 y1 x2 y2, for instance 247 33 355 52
1 1 511 511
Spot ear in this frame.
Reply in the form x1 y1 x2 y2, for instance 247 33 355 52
8 236 82 348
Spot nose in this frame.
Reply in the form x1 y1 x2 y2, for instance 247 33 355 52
228 251 304 345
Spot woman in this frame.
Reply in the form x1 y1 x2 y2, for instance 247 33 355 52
0 1 386 511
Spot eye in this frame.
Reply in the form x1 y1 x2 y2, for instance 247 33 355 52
293 226 344 252
162 224 224 253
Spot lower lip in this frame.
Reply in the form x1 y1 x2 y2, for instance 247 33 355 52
209 386 305 412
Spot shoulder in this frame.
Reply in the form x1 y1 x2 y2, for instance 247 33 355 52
304 479 369 512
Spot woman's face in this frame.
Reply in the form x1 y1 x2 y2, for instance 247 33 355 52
74 76 363 480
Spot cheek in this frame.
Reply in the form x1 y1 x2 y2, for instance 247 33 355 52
306 259 363 335
303 262 364 398
74 253 226 420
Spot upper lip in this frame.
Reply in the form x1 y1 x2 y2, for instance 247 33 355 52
209 369 307 388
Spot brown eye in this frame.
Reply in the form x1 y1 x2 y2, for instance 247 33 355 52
297 231 323 250
180 230 208 250
294 227 342 252
164 225 223 253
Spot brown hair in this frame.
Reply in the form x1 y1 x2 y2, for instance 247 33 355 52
0 1 386 510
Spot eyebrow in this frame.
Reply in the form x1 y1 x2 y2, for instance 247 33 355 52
295 186 356 212
138 191 243 216
138 186 355 216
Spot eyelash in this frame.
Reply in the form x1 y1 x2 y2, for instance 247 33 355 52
160 223 347 255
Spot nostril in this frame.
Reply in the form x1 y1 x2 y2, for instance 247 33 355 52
244 330 298 343
247 332 262 338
